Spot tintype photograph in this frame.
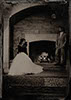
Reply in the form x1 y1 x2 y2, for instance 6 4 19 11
0 0 71 100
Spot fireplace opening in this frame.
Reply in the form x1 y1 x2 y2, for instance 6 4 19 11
29 40 55 63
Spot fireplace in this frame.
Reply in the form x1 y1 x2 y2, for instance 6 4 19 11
29 40 55 63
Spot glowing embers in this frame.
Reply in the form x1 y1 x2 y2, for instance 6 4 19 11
37 52 51 63
51 13 56 19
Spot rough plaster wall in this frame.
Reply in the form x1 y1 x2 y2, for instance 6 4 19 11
13 13 66 57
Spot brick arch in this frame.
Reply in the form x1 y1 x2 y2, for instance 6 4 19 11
9 4 50 24
10 3 46 18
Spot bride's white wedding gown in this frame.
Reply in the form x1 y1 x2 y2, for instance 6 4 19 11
8 53 43 75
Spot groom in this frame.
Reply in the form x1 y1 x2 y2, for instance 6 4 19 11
55 26 67 66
